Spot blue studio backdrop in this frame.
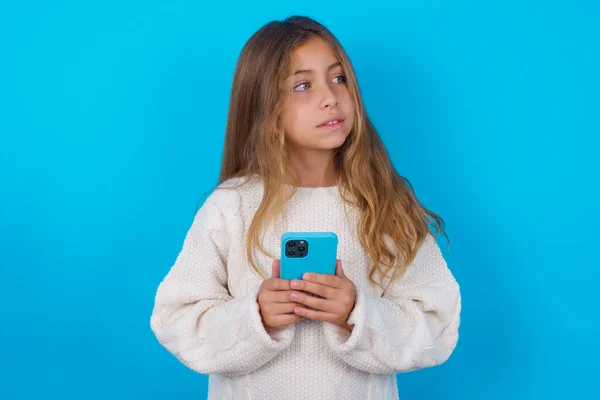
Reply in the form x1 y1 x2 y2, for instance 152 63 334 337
1 1 598 399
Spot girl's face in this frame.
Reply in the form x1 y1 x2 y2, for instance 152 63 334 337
281 36 355 155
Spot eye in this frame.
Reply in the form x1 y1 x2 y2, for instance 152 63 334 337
332 75 346 84
294 82 311 92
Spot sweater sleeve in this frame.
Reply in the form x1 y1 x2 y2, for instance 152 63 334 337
322 233 461 375
149 195 295 377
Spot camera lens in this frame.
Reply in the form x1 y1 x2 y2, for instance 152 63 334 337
288 241 296 247
287 250 295 256
298 245 305 252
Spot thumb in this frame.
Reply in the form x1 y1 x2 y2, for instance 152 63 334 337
272 259 280 279
335 259 345 277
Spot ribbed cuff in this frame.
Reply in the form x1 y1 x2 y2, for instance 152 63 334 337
246 284 296 349
322 285 367 353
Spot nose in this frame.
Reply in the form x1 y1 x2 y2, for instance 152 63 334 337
319 84 338 109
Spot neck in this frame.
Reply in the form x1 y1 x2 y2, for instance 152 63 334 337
288 148 337 187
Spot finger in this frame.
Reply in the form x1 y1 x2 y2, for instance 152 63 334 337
269 290 298 303
265 278 291 291
290 279 335 298
272 259 280 279
303 271 344 288
267 313 303 328
290 291 335 312
263 301 302 315
293 306 336 322
335 259 345 277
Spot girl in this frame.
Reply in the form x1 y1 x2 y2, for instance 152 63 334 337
150 15 461 400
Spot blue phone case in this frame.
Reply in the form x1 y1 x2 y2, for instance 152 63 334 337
280 232 338 281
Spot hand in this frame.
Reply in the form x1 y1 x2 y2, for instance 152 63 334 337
289 260 357 331
258 260 303 332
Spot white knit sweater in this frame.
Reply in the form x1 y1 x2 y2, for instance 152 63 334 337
150 177 461 400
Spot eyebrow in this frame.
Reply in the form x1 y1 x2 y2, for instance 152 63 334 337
293 61 342 76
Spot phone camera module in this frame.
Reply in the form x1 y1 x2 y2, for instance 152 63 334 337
286 239 308 258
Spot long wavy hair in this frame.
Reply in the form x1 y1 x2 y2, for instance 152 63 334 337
216 15 448 288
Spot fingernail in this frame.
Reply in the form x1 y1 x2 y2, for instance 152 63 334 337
290 292 299 300
290 280 300 288
303 273 313 281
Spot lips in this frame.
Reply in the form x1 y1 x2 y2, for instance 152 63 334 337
317 117 344 127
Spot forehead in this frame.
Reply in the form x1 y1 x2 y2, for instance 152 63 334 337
290 36 339 69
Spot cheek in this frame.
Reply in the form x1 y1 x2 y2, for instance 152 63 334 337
281 100 300 131
293 94 314 113
334 86 352 108
337 90 355 126
286 98 313 127
282 100 310 143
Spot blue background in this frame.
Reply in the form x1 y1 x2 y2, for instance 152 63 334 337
1 1 598 399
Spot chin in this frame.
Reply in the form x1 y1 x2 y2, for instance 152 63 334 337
299 128 350 151
322 136 349 150
329 130 351 147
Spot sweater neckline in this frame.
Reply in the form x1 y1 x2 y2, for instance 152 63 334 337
290 184 340 198
239 175 341 197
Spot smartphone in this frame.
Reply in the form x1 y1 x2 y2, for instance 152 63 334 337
280 232 338 281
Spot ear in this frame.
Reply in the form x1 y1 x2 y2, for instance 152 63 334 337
335 259 345 277
272 259 280 279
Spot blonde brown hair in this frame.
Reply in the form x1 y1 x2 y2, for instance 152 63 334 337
216 15 448 288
